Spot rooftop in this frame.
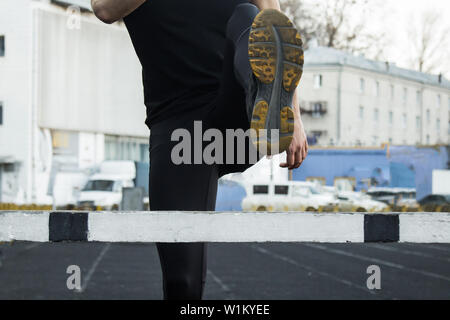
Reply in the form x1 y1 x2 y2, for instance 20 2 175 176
305 46 450 89
51 0 91 10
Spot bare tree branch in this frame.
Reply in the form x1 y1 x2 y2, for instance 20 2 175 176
407 10 450 74
280 0 387 59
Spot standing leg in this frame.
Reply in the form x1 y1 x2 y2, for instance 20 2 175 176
149 117 218 300
156 242 207 300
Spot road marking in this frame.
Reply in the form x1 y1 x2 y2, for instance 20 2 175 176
24 243 41 251
247 244 377 295
207 269 235 300
406 243 450 253
369 244 450 262
76 243 110 293
0 242 42 267
304 243 450 283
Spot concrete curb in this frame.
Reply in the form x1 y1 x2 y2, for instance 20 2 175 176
0 211 449 243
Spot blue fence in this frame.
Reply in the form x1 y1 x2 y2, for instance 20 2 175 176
292 145 449 200
388 146 449 200
215 180 247 211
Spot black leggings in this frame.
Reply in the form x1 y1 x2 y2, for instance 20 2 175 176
149 3 260 300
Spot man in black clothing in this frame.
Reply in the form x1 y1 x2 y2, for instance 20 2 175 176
91 0 308 300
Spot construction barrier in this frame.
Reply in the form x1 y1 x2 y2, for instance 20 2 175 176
1 203 449 213
0 211 449 243
0 203 53 211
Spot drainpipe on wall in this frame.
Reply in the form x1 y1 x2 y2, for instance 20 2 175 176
30 5 41 203
337 65 343 145
419 86 424 145
26 5 34 203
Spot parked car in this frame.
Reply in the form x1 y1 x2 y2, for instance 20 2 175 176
76 160 149 210
241 180 337 212
418 194 450 207
335 191 388 212
367 187 418 207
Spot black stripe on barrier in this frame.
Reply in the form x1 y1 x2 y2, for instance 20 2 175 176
364 214 399 242
49 212 88 241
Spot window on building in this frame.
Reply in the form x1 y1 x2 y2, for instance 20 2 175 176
416 116 421 129
105 135 149 163
311 102 326 117
313 102 322 113
360 78 365 93
0 102 3 125
376 81 380 97
359 106 364 119
402 113 407 128
437 118 440 131
437 94 441 107
403 88 407 104
389 111 393 125
314 74 322 89
372 135 378 146
140 144 149 163
390 85 395 100
426 134 430 145
426 109 430 123
374 108 379 122
416 90 421 105
0 35 4 57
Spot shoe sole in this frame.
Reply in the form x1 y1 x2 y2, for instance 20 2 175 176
248 9 304 156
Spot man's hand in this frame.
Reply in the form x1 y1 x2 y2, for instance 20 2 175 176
279 88 309 170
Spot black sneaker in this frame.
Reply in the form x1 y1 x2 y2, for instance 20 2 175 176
247 9 304 156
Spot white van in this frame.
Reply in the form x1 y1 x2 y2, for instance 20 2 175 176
76 161 136 210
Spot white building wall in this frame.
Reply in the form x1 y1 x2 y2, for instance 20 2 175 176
0 0 149 203
298 68 339 146
36 5 147 137
301 64 450 147
0 0 33 202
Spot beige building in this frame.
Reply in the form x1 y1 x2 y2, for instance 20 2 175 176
299 46 450 147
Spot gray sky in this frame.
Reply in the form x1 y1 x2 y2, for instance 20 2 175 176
368 0 450 76
299 0 450 77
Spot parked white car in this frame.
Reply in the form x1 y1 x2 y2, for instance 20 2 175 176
366 187 418 208
336 191 388 212
241 180 338 212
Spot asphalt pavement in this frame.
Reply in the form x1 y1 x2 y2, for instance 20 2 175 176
0 242 449 299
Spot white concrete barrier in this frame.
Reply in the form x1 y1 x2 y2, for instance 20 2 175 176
0 211 449 243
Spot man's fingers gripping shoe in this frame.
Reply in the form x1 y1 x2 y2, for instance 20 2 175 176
248 9 304 156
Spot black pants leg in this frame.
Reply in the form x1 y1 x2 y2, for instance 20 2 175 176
149 116 218 300
149 3 259 300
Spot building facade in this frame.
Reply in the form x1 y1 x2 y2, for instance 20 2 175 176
299 46 450 147
1 1 450 204
0 0 148 203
